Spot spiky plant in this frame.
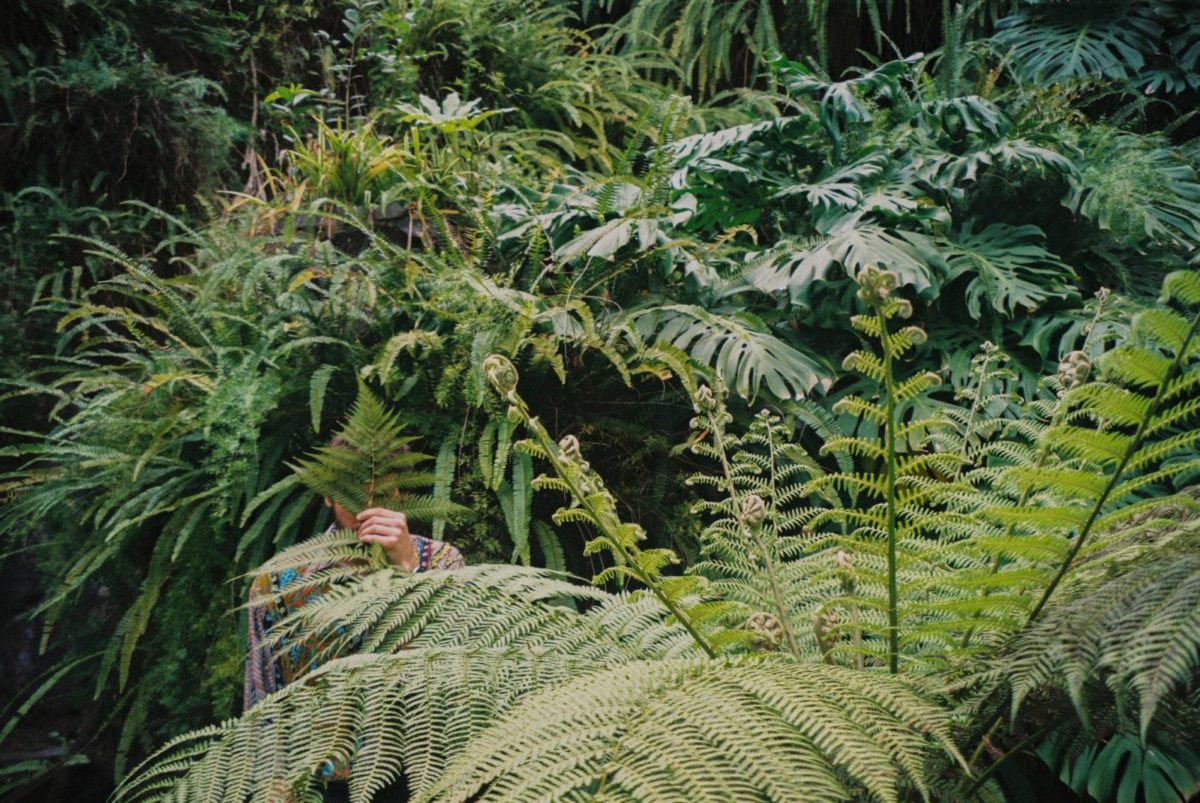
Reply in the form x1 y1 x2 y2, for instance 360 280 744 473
0 223 380 776
239 380 469 577
283 381 463 521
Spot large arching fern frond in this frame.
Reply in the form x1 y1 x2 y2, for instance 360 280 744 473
994 508 1200 741
421 658 964 803
114 648 616 803
117 651 963 803
250 562 697 672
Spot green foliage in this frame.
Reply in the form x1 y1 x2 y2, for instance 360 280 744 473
592 0 1017 94
0 220 381 777
999 511 1200 741
424 658 960 803
1067 129 1200 253
1038 731 1200 803
629 305 827 400
288 383 464 522
7 0 1200 798
109 356 968 803
78 264 1200 803
686 397 819 660
993 0 1200 93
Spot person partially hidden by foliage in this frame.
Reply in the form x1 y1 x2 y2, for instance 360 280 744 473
244 389 466 712
243 503 465 710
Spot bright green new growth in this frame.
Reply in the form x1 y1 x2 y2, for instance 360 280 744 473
246 383 470 574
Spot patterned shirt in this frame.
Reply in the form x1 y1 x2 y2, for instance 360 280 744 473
243 532 465 711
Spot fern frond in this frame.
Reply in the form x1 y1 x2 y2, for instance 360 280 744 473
996 518 1200 742
423 658 964 803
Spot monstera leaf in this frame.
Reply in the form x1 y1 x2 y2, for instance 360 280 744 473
626 304 828 400
994 0 1166 84
739 223 944 306
942 223 1077 318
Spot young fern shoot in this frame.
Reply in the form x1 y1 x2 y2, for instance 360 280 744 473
259 382 468 572
686 390 813 659
807 266 942 673
482 354 745 657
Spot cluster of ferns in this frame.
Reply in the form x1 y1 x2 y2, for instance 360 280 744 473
114 267 1200 803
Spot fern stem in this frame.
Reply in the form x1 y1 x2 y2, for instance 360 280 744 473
511 394 718 658
874 303 901 674
955 350 994 473
962 720 1057 798
1025 310 1200 626
710 407 804 659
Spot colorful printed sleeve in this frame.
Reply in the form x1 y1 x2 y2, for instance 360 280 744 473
430 538 466 570
244 536 465 710
243 572 278 711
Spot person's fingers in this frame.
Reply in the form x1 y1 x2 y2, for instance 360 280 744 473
357 510 407 525
358 522 405 538
357 507 404 521
358 512 408 533
358 533 399 546
357 516 404 534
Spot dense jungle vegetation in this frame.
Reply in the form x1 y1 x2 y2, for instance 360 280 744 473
3 0 1200 800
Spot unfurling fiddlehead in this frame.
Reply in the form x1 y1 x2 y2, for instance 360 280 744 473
483 354 745 657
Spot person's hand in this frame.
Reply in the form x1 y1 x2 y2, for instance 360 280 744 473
356 507 419 571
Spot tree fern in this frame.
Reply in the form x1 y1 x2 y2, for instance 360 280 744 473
952 268 1200 788
114 355 968 803
997 508 1200 741
954 495 1200 800
114 649 619 803
117 646 962 803
251 561 691 669
802 267 948 672
1012 269 1200 624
